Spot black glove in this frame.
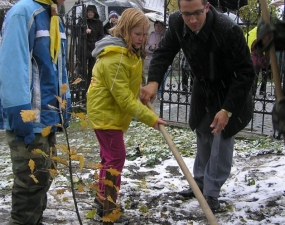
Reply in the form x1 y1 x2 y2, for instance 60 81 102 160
272 97 285 135
255 18 285 53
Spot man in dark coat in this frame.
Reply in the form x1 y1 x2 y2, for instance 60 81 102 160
140 0 255 210
85 5 104 88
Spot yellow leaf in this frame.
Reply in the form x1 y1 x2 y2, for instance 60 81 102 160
41 126 52 137
106 195 119 206
88 182 100 193
101 179 114 187
60 99 67 110
55 95 62 105
61 83 68 95
114 185 120 193
70 155 84 170
29 174 39 183
62 197 68 201
86 209 96 219
49 147 54 157
77 183 85 192
54 144 60 150
55 144 69 157
28 159 35 173
31 149 49 158
56 188 66 194
49 192 61 202
71 78 82 85
75 112 86 120
48 169 57 178
101 208 123 223
69 147 77 155
70 155 79 160
106 168 121 176
69 112 77 118
96 193 105 202
78 155 84 170
80 119 88 130
20 110 38 122
94 171 99 180
51 156 68 166
61 144 69 155
87 163 103 170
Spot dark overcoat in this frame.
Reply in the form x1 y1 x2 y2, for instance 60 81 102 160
148 6 255 138
86 18 104 57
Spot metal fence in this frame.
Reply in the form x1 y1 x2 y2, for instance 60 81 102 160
157 51 285 137
65 2 89 107
64 3 284 137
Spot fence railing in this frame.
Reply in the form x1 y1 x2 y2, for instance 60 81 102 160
64 4 284 138
156 51 283 138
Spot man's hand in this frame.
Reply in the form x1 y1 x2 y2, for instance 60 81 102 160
140 82 159 104
210 110 230 135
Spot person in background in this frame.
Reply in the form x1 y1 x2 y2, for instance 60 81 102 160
87 8 166 223
255 17 285 139
143 20 165 87
103 10 119 35
251 39 270 96
85 4 104 89
140 0 255 211
0 0 71 224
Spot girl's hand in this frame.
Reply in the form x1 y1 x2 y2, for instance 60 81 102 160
153 118 166 130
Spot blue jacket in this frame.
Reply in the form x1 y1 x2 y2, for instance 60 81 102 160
0 0 71 144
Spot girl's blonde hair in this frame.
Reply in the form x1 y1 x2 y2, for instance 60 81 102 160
109 8 150 56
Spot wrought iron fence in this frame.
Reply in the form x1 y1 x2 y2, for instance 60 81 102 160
65 2 89 107
64 3 284 137
156 50 284 137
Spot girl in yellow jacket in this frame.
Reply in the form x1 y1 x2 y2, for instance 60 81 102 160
87 8 166 219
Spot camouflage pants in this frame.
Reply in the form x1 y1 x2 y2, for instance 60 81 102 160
6 131 56 225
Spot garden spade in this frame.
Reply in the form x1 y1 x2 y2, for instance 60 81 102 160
147 102 218 225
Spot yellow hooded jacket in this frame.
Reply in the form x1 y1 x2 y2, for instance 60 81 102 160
87 36 158 132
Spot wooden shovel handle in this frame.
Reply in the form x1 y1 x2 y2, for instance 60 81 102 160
147 102 218 225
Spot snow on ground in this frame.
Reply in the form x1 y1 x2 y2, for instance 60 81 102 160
0 121 285 224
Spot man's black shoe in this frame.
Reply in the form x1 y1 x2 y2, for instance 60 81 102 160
205 196 220 211
178 187 203 198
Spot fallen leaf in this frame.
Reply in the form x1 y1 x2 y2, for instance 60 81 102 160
28 159 35 173
61 83 68 95
20 110 38 122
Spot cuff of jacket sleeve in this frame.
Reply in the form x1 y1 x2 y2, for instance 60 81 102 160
24 132 35 145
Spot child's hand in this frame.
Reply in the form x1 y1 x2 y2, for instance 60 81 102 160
153 118 166 130
86 29 91 34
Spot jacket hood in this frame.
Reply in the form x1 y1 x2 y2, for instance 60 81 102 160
91 35 127 58
87 5 99 19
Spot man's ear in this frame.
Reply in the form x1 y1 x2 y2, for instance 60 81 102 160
205 2 210 13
